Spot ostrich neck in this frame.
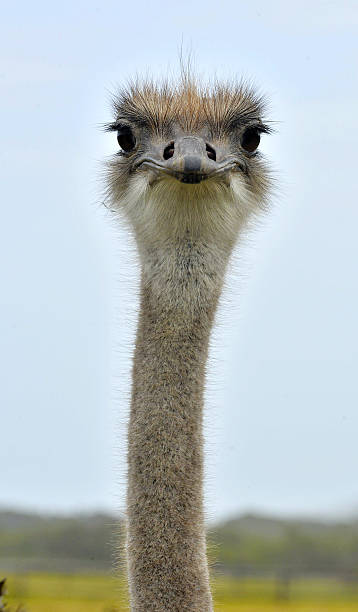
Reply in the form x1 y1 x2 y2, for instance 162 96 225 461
127 237 231 612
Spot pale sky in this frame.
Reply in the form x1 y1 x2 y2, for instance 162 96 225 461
1 0 357 521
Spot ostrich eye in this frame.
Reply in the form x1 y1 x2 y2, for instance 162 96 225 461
117 126 136 152
241 127 260 153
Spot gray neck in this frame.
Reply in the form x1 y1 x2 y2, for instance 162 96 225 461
126 238 231 612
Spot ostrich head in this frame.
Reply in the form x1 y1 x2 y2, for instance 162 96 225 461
105 75 271 251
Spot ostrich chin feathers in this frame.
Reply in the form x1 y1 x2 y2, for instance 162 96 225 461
112 171 261 250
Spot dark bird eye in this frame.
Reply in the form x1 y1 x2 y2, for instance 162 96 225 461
241 127 260 153
117 126 136 152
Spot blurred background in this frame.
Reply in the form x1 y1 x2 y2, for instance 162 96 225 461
1 0 357 609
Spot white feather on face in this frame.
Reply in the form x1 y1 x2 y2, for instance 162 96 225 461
112 170 259 248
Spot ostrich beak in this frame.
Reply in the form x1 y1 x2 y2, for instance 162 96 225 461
167 136 215 184
137 136 238 184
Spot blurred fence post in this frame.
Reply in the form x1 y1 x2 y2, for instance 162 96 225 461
275 568 291 601
0 579 6 611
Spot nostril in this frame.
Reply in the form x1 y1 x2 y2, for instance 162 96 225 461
163 142 175 160
206 143 216 161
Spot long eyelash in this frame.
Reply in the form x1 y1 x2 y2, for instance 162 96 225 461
103 121 126 132
257 123 274 135
259 120 279 134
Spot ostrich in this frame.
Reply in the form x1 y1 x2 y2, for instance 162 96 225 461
104 71 271 612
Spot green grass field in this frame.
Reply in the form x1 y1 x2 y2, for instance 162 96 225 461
4 573 358 611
